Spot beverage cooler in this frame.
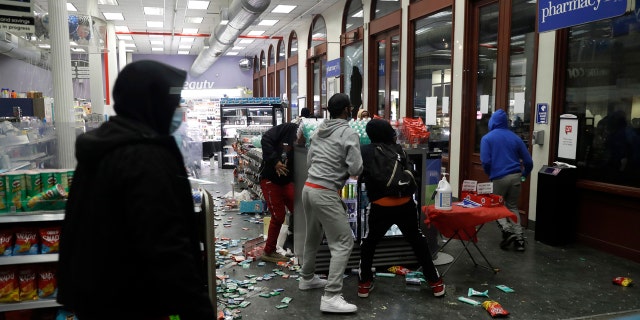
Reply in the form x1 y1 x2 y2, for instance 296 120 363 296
219 97 284 169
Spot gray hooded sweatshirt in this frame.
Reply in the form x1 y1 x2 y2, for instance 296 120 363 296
306 119 363 191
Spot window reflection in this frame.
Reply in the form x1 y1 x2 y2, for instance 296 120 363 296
412 9 453 153
566 13 640 187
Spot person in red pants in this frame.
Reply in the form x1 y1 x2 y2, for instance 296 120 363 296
259 123 299 263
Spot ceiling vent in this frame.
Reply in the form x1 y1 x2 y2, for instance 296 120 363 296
189 0 270 77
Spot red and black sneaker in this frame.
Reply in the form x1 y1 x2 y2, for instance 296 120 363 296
428 278 446 297
358 280 374 298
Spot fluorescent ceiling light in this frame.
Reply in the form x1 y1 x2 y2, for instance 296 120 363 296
38 44 51 49
144 7 164 15
187 1 210 10
71 48 85 52
185 17 203 23
258 20 278 26
232 46 245 50
103 12 124 20
226 52 239 56
247 30 265 36
114 25 129 32
182 28 199 34
126 49 134 52
149 34 163 39
179 44 191 49
220 20 229 25
66 3 77 11
152 47 164 51
125 43 136 47
178 50 190 55
69 41 78 46
180 37 195 43
117 35 132 40
150 40 163 45
98 0 119 5
147 21 163 28
239 39 254 44
272 5 296 13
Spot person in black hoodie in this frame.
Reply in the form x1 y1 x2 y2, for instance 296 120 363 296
259 122 299 263
357 119 445 299
56 60 215 320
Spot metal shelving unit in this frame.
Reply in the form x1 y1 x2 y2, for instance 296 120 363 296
0 211 64 312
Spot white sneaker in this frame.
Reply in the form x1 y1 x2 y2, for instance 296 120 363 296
320 294 357 313
298 275 327 290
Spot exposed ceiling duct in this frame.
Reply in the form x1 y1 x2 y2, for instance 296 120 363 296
0 32 50 69
189 0 270 78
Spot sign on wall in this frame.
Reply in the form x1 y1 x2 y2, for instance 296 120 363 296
558 114 579 160
538 0 628 33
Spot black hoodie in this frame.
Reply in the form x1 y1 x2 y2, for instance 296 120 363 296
57 60 215 319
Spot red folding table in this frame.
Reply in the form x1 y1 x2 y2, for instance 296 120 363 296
423 204 518 277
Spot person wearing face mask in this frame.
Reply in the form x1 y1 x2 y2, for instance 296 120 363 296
57 60 216 320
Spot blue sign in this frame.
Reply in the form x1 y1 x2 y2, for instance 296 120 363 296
536 103 549 124
538 0 628 33
326 58 341 78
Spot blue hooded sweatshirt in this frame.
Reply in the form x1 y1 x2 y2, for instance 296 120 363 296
480 109 533 180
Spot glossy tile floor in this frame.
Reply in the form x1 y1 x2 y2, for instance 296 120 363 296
198 162 640 320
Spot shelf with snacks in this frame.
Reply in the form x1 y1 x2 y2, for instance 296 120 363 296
0 169 69 311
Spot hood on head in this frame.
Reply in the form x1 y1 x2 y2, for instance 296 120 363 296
488 109 509 131
112 60 187 134
366 119 396 144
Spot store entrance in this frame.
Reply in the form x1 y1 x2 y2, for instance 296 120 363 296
460 0 537 226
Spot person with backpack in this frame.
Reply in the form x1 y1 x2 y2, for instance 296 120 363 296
299 93 363 313
357 119 446 299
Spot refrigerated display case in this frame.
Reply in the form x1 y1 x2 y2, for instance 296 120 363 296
219 98 284 169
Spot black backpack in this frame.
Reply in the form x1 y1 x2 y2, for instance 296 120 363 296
368 143 418 197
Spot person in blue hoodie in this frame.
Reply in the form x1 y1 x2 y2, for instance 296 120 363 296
480 109 533 251
299 93 363 313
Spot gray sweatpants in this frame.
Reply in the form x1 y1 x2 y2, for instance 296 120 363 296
300 185 354 296
492 172 524 237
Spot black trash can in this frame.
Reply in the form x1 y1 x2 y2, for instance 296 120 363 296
535 165 578 246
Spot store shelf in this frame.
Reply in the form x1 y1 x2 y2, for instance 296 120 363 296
0 211 64 223
0 254 59 266
0 299 60 312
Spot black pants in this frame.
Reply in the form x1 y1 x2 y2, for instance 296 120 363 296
358 199 440 283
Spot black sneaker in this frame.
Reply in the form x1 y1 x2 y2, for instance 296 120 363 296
500 234 516 249
514 237 526 252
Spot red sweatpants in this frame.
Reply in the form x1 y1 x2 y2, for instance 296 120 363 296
260 179 295 254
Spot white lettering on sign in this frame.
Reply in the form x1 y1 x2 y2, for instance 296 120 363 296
183 80 216 90
540 0 601 23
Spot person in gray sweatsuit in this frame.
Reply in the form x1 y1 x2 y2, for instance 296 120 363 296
298 93 363 313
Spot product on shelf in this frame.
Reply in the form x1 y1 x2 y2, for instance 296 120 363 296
0 229 13 256
1 169 73 213
0 267 19 302
39 227 61 254
37 265 57 299
18 267 37 301
12 228 38 255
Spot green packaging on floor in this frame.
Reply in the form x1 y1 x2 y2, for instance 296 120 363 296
375 272 396 278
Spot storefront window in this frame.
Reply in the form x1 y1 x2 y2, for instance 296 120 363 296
565 13 640 188
412 9 453 153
